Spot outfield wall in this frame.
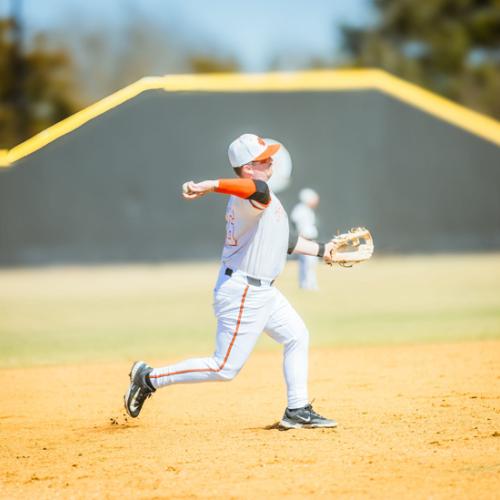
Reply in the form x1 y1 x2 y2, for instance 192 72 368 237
0 71 499 265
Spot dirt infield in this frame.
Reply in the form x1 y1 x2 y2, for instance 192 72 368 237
1 341 499 499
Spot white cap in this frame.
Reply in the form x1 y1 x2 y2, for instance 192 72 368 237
299 188 319 204
228 133 281 167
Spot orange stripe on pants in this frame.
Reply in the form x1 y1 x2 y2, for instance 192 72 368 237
150 285 249 379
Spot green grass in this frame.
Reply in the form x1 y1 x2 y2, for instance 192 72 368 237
0 254 499 367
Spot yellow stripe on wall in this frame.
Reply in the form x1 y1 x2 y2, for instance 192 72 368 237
4 77 165 167
0 150 9 168
371 71 500 147
1 69 499 167
159 69 378 92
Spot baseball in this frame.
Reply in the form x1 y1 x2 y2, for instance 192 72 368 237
182 182 191 195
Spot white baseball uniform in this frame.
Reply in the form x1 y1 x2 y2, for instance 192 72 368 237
149 191 310 409
290 202 319 290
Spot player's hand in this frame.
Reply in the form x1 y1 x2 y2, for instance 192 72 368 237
182 180 218 200
323 240 339 266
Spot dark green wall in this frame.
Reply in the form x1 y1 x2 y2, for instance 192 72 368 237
0 90 499 265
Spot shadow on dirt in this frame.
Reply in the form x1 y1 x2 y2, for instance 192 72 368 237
245 422 289 431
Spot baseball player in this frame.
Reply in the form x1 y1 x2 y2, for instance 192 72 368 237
124 133 338 429
291 188 321 290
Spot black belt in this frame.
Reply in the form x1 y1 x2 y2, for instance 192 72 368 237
225 268 274 287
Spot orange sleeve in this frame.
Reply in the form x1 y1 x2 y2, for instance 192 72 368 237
215 178 257 199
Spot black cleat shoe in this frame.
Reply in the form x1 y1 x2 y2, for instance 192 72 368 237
279 404 337 429
124 361 155 418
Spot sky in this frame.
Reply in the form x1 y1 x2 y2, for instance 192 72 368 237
0 0 376 71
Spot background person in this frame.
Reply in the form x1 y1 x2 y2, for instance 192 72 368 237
291 188 321 290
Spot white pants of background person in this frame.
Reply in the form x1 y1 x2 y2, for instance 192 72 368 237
298 254 318 290
149 266 310 409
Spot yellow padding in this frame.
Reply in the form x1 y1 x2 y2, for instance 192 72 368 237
0 149 9 168
3 69 499 167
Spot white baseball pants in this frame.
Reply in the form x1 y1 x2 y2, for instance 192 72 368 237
298 254 318 290
149 267 309 409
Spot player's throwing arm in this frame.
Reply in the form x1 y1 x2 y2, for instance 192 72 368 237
182 180 218 199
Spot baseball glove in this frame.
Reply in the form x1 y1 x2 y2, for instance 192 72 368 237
327 227 374 267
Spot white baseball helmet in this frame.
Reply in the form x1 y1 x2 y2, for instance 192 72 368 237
299 188 319 204
228 133 280 167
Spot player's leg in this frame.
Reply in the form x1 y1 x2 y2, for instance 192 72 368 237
264 289 336 428
303 255 318 290
264 289 309 409
124 280 268 417
298 254 307 288
148 280 271 389
309 255 319 289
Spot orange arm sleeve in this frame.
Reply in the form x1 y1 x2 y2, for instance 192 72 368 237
215 178 256 198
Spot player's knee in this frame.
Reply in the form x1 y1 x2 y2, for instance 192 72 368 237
215 365 240 381
286 326 309 348
297 329 309 347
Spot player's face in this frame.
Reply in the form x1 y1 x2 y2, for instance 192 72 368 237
250 157 273 181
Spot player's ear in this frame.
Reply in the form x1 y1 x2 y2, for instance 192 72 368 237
240 164 253 178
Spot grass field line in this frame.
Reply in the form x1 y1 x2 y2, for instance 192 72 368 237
0 253 499 367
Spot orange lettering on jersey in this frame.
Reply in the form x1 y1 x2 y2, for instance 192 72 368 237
225 209 238 246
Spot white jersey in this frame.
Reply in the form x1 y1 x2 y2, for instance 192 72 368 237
221 192 289 281
290 203 318 240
